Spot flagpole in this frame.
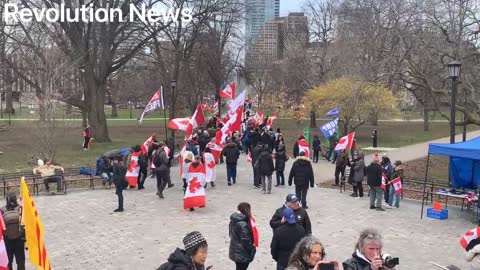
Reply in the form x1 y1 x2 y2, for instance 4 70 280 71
162 84 168 142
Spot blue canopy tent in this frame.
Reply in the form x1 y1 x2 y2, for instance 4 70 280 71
420 137 480 218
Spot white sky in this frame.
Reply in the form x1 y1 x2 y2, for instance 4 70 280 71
280 0 306 16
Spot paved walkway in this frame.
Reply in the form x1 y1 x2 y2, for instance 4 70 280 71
24 153 473 270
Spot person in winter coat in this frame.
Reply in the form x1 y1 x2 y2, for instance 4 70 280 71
198 130 210 154
270 194 312 235
366 154 384 211
1 192 25 270
381 154 393 205
288 152 315 209
98 156 113 188
152 142 169 199
312 135 321 163
293 135 307 158
343 228 397 270
388 160 404 208
275 144 288 186
229 202 256 270
256 144 275 194
271 208 306 270
249 128 261 152
351 152 365 197
334 150 349 186
286 236 340 270
158 231 211 270
82 123 93 150
182 152 194 194
112 157 127 212
223 139 241 185
274 135 285 152
251 142 263 188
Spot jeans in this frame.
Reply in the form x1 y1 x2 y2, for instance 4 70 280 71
353 183 364 197
277 263 286 270
101 172 113 185
384 185 390 203
115 185 124 210
295 184 309 207
44 176 62 192
334 166 345 185
227 163 237 183
137 167 147 188
276 171 285 185
155 169 168 195
313 149 319 163
5 238 25 270
388 186 400 207
261 175 272 192
236 262 249 270
83 137 91 149
369 186 383 208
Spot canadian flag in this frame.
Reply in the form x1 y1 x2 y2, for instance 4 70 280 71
126 151 142 187
202 102 210 111
141 134 155 154
391 177 402 194
168 117 191 131
266 111 279 129
210 100 219 113
186 104 206 138
206 142 222 163
253 110 265 125
227 89 246 115
247 152 252 163
204 152 216 183
184 163 207 209
250 215 259 247
0 215 8 270
179 145 187 178
219 82 236 99
216 107 243 145
298 139 310 158
461 227 480 249
334 132 355 151
381 173 387 190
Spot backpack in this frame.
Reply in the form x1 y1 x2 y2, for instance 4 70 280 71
153 150 164 168
2 206 23 240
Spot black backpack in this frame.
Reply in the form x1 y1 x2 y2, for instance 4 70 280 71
153 150 164 168
2 206 23 240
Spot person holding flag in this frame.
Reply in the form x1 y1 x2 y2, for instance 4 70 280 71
184 156 207 211
388 160 404 208
366 154 384 211
229 202 257 270
1 192 24 270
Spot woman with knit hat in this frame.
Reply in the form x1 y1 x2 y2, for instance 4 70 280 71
158 231 212 270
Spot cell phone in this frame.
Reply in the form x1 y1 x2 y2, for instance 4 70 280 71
318 262 335 270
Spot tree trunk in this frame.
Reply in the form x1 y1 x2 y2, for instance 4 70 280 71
423 106 429 131
66 104 72 115
82 109 88 127
4 70 14 114
111 103 118 118
310 111 317 128
369 112 378 126
84 75 110 142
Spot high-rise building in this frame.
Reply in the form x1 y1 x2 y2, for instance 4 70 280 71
245 0 280 47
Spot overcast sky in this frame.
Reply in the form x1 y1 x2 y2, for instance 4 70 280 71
280 0 306 16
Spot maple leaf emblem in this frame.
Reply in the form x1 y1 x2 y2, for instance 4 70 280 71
189 176 202 193
207 161 215 169
338 138 346 144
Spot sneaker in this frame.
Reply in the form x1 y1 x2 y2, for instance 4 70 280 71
211 182 216 188
275 184 280 187
376 207 385 211
267 191 271 194
384 204 392 209
370 205 375 209
138 186 145 190
113 208 124 212
304 205 309 209
350 193 356 197
394 206 399 209
233 179 236 184
168 184 175 188
189 208 195 212
158 193 164 199
228 182 232 186
262 190 266 194
253 185 260 189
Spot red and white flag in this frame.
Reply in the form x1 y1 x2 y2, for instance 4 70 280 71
391 177 402 194
247 152 252 163
210 100 219 113
179 145 188 178
298 139 310 158
203 152 216 183
216 107 243 145
266 111 279 129
250 215 259 247
253 110 265 126
139 88 165 123
168 117 190 131
184 163 207 209
186 104 206 138
227 89 246 115
201 102 210 111
126 151 141 187
219 82 236 99
334 132 355 151
0 215 8 270
461 227 480 249
141 134 155 154
381 173 387 190
206 142 222 163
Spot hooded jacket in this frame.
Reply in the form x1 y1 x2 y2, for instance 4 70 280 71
275 144 288 172
223 142 240 164
288 157 314 187
251 144 263 165
353 152 366 183
257 147 275 176
229 212 256 263
366 162 383 187
157 248 204 270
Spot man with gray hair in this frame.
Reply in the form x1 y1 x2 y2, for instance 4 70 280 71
366 154 384 211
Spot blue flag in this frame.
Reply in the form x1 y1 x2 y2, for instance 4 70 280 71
326 108 340 117
320 118 338 138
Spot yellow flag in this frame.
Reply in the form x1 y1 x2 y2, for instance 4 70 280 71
20 177 52 270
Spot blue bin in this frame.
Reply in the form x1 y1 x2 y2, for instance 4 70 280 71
427 208 448 220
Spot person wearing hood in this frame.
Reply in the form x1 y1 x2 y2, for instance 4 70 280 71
270 194 312 235
352 152 366 198
343 228 397 270
388 160 403 208
288 152 315 209
366 154 384 211
223 138 241 186
158 231 211 270
257 144 275 194
229 202 256 270
275 144 289 187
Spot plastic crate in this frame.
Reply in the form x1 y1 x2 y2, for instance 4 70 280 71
427 208 448 220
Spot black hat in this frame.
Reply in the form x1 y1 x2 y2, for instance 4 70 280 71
183 231 207 256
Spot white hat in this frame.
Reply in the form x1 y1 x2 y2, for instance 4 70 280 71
37 159 44 166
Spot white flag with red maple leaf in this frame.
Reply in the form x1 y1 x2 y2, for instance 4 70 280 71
184 163 206 209
125 151 141 187
334 132 355 151
203 152 216 183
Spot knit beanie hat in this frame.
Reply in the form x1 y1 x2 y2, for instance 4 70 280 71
183 231 207 256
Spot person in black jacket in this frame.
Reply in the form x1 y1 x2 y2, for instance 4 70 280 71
229 202 256 270
271 208 306 270
270 194 312 235
158 231 210 270
312 135 321 163
112 157 127 212
257 144 275 194
251 142 263 188
275 144 288 186
288 152 315 209
249 128 261 151
366 154 384 211
223 139 241 186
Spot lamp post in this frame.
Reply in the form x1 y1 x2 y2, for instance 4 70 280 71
0 91 3 119
463 89 467 142
170 80 176 138
448 60 461 144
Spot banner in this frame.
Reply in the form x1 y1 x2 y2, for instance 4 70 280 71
302 127 311 144
139 88 165 123
320 118 338 139
326 107 340 117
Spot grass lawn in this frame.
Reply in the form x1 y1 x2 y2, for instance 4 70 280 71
0 118 478 172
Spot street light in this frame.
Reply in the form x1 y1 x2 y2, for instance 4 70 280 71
448 60 461 144
170 80 176 137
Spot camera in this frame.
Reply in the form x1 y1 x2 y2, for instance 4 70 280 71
381 254 399 269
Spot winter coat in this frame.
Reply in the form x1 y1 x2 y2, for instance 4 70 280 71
112 163 127 186
391 165 404 182
336 151 349 167
342 250 374 270
312 139 321 151
261 132 273 151
353 152 366 183
250 132 261 148
381 159 393 183
288 157 314 187
257 149 274 176
269 204 312 235
285 261 312 270
271 223 306 267
229 212 256 263
293 142 299 158
275 145 288 172
366 162 383 187
157 248 205 270
251 144 263 165
153 149 169 171
223 142 240 164
198 134 209 153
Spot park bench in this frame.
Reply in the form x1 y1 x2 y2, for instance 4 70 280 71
0 171 36 195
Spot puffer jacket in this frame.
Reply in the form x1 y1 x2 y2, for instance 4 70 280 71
275 145 288 172
223 142 240 164
229 212 256 263
269 204 312 235
257 148 274 176
366 162 382 187
157 248 204 270
342 250 373 270
288 157 314 187
353 152 365 183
